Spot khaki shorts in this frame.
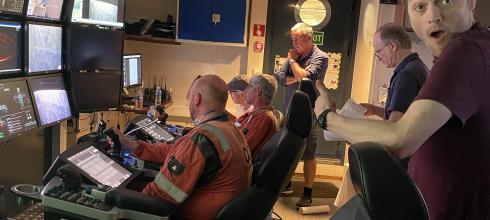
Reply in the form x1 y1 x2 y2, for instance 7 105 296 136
302 122 317 160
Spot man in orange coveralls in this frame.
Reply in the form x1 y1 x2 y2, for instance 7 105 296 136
110 75 252 220
235 74 281 160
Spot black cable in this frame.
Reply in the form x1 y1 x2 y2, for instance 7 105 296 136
272 210 283 220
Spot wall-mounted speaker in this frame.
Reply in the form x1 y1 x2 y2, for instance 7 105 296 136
381 0 398 4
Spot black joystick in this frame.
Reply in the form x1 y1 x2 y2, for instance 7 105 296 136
57 164 82 191
104 128 121 158
156 105 168 125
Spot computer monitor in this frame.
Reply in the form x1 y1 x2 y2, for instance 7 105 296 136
26 0 65 20
122 54 142 88
29 74 72 127
67 145 131 188
0 21 22 75
71 0 124 28
0 78 38 141
0 0 25 16
27 22 62 74
67 24 123 72
69 71 121 113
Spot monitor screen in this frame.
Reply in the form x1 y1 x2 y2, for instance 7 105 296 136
0 78 38 141
28 23 62 74
122 54 141 88
71 0 124 28
27 0 65 20
68 24 123 72
67 146 131 188
29 75 72 127
69 71 121 112
0 0 25 15
0 21 22 74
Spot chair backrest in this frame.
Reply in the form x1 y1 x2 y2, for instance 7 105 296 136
332 142 429 220
298 78 317 108
216 91 312 220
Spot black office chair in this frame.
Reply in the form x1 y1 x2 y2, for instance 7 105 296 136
298 78 317 108
216 91 312 220
331 142 429 220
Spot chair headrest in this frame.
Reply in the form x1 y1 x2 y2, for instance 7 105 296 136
298 78 317 108
348 142 429 220
285 91 311 138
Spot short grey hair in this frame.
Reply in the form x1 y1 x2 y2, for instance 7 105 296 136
291 23 313 39
249 74 277 104
376 23 412 49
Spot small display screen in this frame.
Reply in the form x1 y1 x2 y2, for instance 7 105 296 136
0 79 38 141
122 54 141 88
71 0 125 28
0 0 25 14
29 75 72 127
0 21 22 74
26 0 64 20
68 146 131 188
28 23 62 74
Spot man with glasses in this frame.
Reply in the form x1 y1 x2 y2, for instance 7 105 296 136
314 0 490 219
235 74 281 160
275 22 328 208
362 23 428 124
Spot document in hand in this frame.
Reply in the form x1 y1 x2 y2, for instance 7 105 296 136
323 99 366 141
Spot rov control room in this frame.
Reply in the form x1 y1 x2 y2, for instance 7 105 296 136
0 0 489 220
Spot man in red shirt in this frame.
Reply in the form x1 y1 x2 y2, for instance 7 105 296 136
235 74 281 159
111 75 252 220
314 0 490 219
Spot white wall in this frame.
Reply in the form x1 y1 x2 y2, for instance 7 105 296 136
124 41 248 116
350 0 379 103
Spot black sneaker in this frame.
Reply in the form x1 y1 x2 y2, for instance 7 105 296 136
296 196 312 207
280 185 293 196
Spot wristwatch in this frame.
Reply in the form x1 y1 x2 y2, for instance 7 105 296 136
317 109 334 130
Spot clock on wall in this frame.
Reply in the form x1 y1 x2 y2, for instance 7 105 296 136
294 0 331 30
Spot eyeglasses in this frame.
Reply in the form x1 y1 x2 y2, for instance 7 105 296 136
374 42 390 59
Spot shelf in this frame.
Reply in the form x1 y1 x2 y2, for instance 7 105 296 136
125 35 181 45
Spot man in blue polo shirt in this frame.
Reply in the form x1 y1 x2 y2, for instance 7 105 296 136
361 23 428 123
275 22 328 207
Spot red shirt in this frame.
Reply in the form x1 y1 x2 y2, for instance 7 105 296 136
134 118 252 220
235 106 279 159
410 23 490 220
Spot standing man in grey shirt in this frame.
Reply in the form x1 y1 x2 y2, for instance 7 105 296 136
275 23 328 207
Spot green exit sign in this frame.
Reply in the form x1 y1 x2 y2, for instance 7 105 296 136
313 31 324 45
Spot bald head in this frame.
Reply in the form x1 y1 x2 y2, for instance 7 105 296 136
189 75 228 112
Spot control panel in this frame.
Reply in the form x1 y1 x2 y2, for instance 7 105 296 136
135 118 175 142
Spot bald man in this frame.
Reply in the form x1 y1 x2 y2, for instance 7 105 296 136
110 75 252 220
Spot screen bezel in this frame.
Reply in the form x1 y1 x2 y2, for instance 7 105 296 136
68 0 125 28
0 77 39 142
25 21 63 75
122 53 142 88
0 20 24 77
25 0 67 21
27 73 72 128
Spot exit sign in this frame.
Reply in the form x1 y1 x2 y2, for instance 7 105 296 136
313 31 324 45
